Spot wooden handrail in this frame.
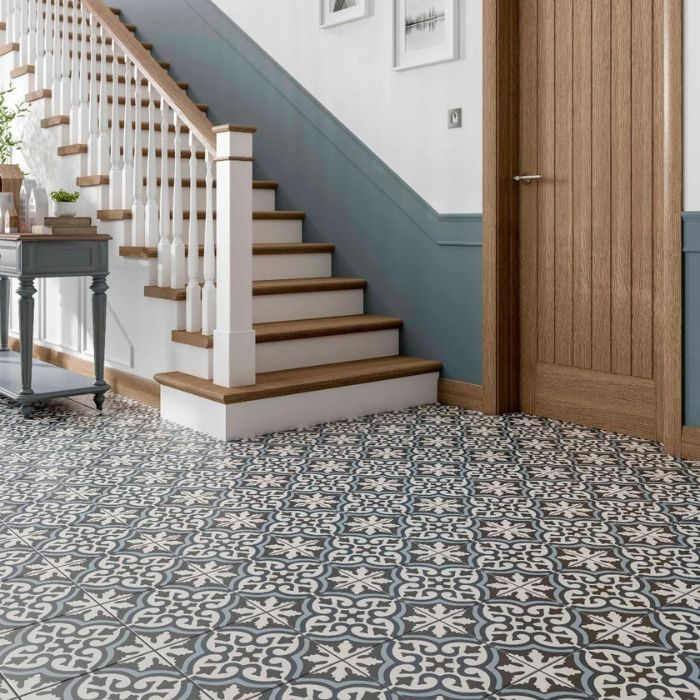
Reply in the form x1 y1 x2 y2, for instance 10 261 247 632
83 0 216 153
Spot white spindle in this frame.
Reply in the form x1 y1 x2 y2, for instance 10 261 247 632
27 0 36 66
157 101 172 287
108 41 122 208
202 152 215 335
186 131 201 332
131 65 145 246
19 0 28 65
77 7 89 144
34 0 44 87
12 0 21 46
59 0 71 115
69 4 80 139
41 0 53 90
87 12 98 173
0 1 8 41
121 57 133 208
6 0 15 43
170 114 185 288
97 24 109 172
144 85 158 247
51 0 62 114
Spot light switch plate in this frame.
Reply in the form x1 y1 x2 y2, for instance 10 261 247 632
448 108 462 129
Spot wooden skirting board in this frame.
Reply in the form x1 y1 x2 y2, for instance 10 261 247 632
437 379 483 412
7 338 160 409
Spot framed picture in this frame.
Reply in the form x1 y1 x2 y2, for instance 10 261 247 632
393 0 459 71
320 0 370 28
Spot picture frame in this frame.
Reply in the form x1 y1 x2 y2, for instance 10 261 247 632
320 0 370 29
393 0 459 71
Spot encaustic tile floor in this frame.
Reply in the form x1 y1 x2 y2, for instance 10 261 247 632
0 395 698 700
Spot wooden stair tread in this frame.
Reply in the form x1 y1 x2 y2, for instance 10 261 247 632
144 277 367 301
98 209 212 221
253 211 304 220
155 355 442 405
120 243 333 259
253 277 367 295
171 315 403 349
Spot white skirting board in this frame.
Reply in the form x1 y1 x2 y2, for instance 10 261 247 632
160 372 440 440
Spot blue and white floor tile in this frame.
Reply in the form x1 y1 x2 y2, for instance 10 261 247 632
0 394 699 698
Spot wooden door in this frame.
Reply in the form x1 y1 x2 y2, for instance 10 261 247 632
518 0 673 440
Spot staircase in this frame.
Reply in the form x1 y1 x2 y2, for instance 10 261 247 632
0 0 442 439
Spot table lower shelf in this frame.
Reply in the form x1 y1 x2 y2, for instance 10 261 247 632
0 350 110 405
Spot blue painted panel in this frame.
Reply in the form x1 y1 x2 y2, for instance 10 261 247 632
684 212 700 426
115 0 483 383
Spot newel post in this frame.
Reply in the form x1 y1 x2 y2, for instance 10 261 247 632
212 124 257 388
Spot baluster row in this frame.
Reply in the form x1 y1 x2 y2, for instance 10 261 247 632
2 1 217 333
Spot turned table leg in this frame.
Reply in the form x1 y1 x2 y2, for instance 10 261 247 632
17 277 36 418
0 276 9 352
91 274 109 410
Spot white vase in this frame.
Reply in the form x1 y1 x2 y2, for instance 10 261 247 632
53 201 78 217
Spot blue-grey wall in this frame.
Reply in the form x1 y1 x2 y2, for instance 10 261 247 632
115 0 483 384
684 212 700 426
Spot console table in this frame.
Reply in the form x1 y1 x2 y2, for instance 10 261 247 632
0 232 111 418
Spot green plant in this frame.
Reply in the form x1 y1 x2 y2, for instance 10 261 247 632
50 189 80 203
0 85 29 165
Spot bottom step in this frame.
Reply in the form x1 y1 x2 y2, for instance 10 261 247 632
155 356 441 440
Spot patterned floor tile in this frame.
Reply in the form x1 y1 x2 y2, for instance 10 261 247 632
155 622 313 698
0 576 98 630
1 396 700 698
0 605 152 696
22 650 209 699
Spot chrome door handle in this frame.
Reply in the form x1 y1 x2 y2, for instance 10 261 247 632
514 174 542 184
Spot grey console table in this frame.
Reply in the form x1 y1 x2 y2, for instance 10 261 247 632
0 232 111 418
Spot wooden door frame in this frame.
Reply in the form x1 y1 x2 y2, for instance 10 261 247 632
481 0 683 454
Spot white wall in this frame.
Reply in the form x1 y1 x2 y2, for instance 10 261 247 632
686 0 700 211
211 0 482 214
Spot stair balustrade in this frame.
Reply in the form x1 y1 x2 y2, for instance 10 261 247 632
2 0 257 388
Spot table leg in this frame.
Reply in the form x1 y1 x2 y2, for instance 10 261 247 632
0 276 9 352
17 277 36 418
90 274 109 410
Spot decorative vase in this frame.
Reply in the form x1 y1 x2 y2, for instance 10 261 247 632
53 201 77 218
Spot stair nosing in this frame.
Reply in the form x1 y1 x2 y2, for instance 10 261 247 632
154 356 442 405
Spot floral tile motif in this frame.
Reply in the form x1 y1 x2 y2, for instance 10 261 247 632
1 397 700 698
22 651 209 700
0 605 152 696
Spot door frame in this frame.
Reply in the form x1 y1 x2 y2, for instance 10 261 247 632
481 0 683 454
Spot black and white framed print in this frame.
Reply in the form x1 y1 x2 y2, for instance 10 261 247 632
320 0 370 28
393 0 459 70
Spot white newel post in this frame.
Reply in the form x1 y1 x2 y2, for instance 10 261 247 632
212 125 256 388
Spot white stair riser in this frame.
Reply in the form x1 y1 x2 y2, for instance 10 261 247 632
254 253 331 281
174 328 400 379
253 219 303 244
253 188 276 210
256 329 399 373
160 373 439 441
254 289 364 324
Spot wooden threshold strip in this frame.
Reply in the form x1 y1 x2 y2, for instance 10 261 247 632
155 356 442 405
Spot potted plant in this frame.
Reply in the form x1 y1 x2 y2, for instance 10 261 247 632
50 189 80 217
0 84 29 232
